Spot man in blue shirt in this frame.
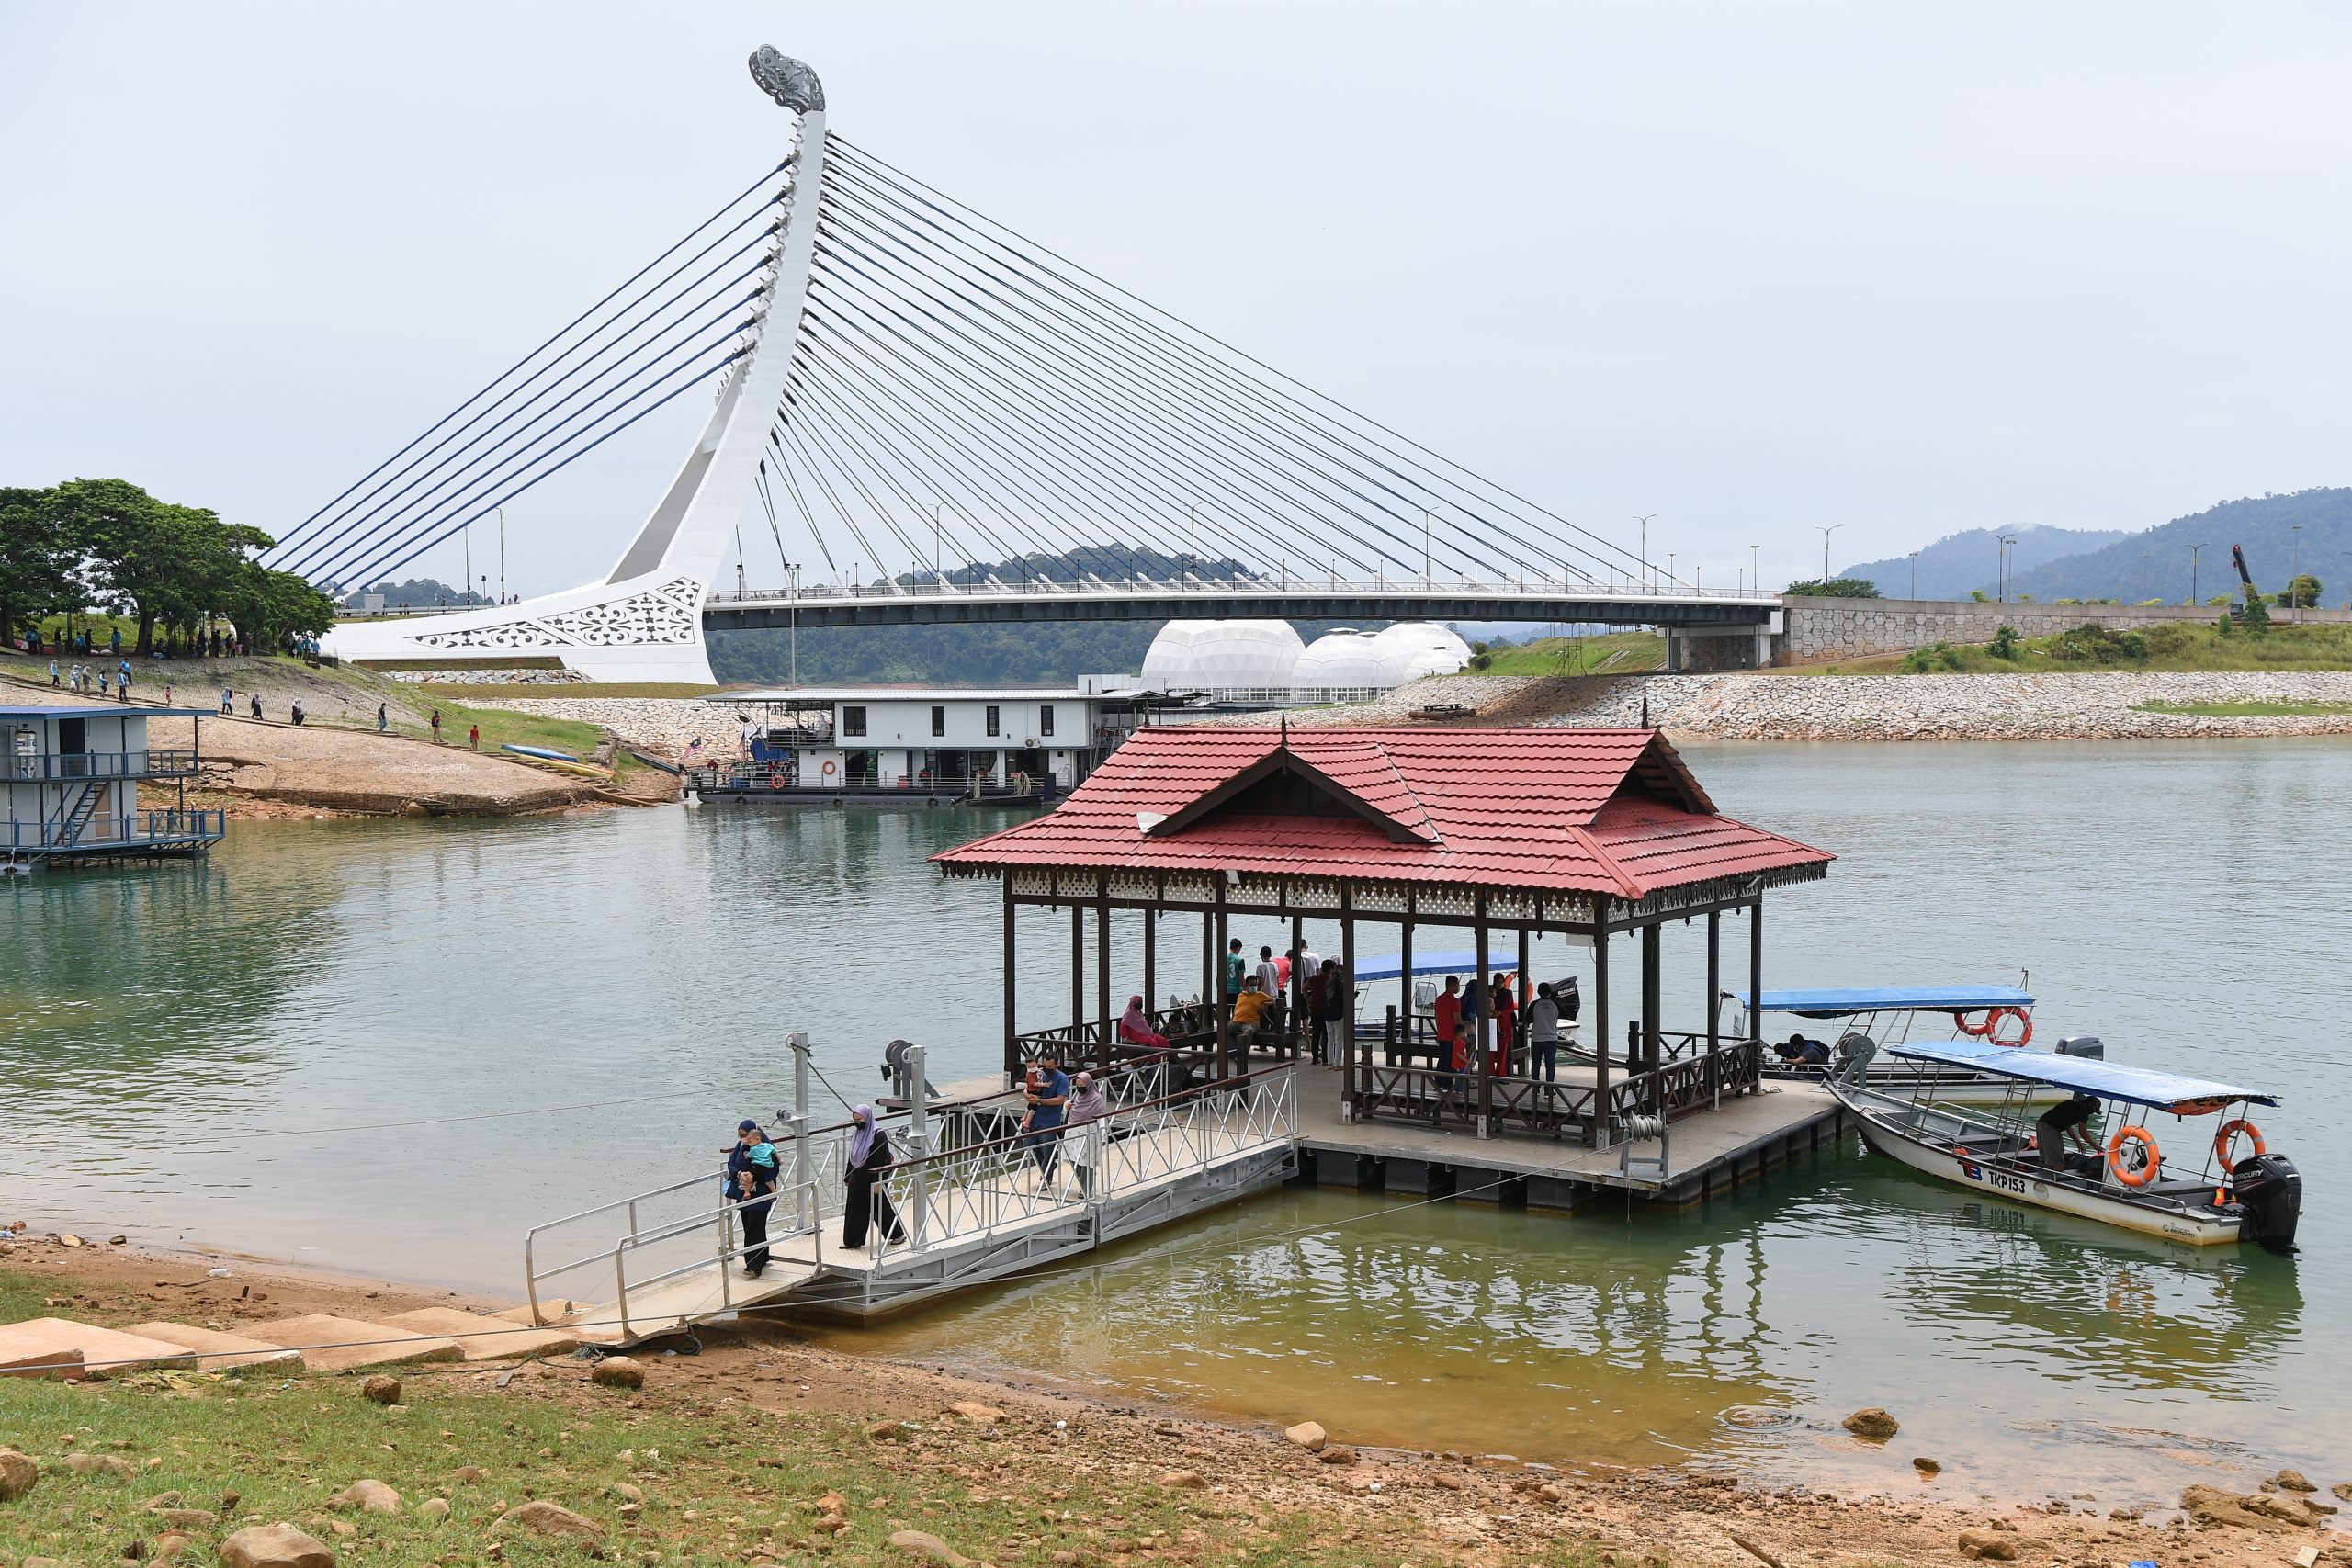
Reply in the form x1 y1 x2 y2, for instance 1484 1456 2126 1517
726 1120 780 1278
1023 1054 1071 1183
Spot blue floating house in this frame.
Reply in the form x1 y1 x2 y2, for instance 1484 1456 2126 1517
2 706 225 866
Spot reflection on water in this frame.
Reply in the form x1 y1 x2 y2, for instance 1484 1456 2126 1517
3 739 2348 1497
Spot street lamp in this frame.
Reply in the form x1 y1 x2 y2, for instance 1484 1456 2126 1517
1815 525 1840 586
1634 515 1656 590
2190 542 2205 605
1997 535 2018 603
497 506 506 604
1908 550 1918 601
1751 545 1760 596
2291 524 2304 621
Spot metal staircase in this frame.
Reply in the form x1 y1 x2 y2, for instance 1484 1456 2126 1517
51 784 103 847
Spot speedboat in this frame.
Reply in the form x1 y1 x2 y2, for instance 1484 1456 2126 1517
1726 984 2083 1106
1829 1039 2302 1251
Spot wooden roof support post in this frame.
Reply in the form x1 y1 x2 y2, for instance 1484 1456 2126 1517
1706 907 1723 1110
1214 879 1231 1080
1070 901 1085 1039
1592 900 1612 1149
1142 905 1157 1021
1397 899 1414 1070
1290 909 1306 1054
1340 883 1357 1104
1748 892 1766 1093
1641 920 1663 1076
1475 892 1492 1141
1001 879 1018 1086
1096 894 1113 1073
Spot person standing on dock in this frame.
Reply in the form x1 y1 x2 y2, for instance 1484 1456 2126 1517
841 1105 906 1251
1528 982 1563 1082
1254 946 1283 1006
1490 976 1518 1077
1066 1072 1110 1198
1022 1054 1071 1182
1434 976 1465 1096
1223 938 1247 1004
728 1120 779 1278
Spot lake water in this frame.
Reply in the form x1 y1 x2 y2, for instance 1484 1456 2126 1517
5 738 2347 1501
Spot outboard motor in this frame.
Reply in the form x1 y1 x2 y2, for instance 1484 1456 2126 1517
2233 1154 2302 1254
877 1038 937 1110
2055 1034 2104 1059
1550 976 1581 1023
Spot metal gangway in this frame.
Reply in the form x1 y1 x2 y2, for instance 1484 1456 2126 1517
521 1039 1299 1338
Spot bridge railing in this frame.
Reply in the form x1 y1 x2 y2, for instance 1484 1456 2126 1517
707 573 1779 604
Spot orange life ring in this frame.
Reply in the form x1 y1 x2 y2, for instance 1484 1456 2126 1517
1985 1007 2033 1047
767 772 787 790
821 760 837 777
2106 1125 2160 1187
2214 1119 2265 1168
1954 1009 1996 1037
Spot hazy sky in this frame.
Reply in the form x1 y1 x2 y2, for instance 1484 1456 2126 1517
6 4 2349 596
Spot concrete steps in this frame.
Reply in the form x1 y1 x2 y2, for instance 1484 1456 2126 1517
126 1322 305 1372
0 1303 587 1378
376 1307 582 1361
0 1317 200 1379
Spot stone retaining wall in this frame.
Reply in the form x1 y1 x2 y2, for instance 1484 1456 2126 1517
1776 595 2352 663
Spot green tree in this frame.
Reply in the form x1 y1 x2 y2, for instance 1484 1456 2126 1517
222 559 338 650
43 478 274 654
2277 573 2323 608
0 485 80 646
1969 589 1991 603
1988 625 2019 660
1782 577 1882 598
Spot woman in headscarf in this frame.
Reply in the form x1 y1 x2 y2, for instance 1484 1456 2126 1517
841 1104 906 1252
1064 1071 1112 1197
1118 995 1168 1051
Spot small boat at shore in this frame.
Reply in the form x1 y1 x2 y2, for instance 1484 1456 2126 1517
1831 1039 2303 1251
1727 984 2077 1106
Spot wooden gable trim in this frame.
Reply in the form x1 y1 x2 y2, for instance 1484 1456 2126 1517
1141 745 1439 845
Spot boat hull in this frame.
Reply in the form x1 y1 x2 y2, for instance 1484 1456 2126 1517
1834 1084 2242 1247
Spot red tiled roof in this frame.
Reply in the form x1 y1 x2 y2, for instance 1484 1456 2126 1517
934 728 1831 900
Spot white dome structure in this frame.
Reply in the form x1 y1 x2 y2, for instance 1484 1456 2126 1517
1370 623 1473 684
1291 629 1391 690
1141 620 1306 693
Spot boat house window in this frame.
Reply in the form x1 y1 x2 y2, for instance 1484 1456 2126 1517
931 705 946 738
1039 706 1055 737
985 705 1000 738
842 705 867 738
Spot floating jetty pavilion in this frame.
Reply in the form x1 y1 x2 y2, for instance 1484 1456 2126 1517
519 726 1840 1338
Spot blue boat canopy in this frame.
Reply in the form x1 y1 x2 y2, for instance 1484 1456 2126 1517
1728 985 2033 1015
1887 1040 2277 1111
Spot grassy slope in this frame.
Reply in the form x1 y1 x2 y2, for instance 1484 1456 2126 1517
416 682 719 703
0 649 635 780
1468 632 1665 677
1789 620 2352 676
0 1259 1556 1568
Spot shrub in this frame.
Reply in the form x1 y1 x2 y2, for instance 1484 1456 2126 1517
2116 630 2149 660
1988 625 2019 660
2051 622 2148 665
1784 577 1882 598
1970 590 1991 603
1899 640 1965 673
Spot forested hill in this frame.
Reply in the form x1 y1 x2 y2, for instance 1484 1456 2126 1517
1839 524 2125 600
710 621 1160 686
2003 489 2352 605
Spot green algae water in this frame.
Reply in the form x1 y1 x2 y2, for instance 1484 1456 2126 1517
4 739 2347 1502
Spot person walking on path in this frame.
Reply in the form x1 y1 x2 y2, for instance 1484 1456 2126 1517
96 668 109 699
248 693 263 720
289 699 305 727
47 658 58 687
840 1104 907 1251
468 723 480 750
1021 1053 1070 1181
116 660 131 702
220 686 233 716
726 1120 779 1278
1065 1071 1111 1198
376 704 388 733
108 627 120 655
429 709 443 744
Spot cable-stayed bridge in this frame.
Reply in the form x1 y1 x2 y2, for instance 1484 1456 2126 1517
310 49 1774 683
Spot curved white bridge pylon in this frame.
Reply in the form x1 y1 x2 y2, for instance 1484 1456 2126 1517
322 50 827 684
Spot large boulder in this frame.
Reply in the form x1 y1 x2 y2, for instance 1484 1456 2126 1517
220 1521 337 1568
328 1478 401 1514
0 1448 36 1500
1283 1421 1327 1452
495 1498 606 1547
1840 1407 1899 1442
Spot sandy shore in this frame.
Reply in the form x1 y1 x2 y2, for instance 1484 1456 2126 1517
3 1230 2342 1567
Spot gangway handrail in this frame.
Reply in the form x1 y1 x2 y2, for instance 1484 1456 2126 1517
607 1174 830 1340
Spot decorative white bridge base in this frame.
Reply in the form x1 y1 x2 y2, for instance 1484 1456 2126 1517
322 573 717 684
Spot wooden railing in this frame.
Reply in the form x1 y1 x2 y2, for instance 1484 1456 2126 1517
1350 1031 1763 1146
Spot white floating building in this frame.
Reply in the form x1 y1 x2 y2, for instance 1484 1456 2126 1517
1142 619 1469 704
